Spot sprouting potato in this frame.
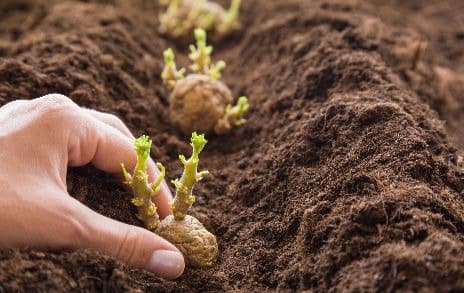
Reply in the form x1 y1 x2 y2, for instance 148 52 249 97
122 133 218 268
159 0 242 39
161 28 249 135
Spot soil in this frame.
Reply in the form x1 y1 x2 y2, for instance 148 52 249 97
1 0 464 291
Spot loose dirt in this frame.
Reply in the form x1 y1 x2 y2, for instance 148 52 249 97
1 0 464 291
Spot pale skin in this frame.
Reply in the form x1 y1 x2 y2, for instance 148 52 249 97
0 94 185 279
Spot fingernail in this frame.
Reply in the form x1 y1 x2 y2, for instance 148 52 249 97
147 250 185 279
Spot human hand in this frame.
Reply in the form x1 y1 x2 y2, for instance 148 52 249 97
0 94 185 279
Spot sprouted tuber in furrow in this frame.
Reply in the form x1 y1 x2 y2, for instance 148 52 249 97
162 28 249 135
122 133 218 268
159 0 242 38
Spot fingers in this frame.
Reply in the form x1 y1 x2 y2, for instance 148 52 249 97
67 111 173 217
83 109 162 180
68 115 136 172
85 109 134 139
0 189 88 250
69 198 185 279
65 111 182 277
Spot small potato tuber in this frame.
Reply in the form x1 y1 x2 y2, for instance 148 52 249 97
169 74 233 134
162 28 249 135
157 214 218 268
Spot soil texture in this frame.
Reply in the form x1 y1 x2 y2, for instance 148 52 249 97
1 0 464 291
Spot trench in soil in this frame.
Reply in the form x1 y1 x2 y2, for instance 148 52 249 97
1 0 464 291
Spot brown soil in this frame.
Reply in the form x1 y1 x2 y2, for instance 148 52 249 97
1 0 464 291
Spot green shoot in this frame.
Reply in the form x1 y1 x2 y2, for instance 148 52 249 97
209 60 226 80
158 0 186 38
189 28 226 79
229 96 249 126
121 135 165 231
195 0 215 31
158 0 173 6
217 0 242 34
189 28 213 74
161 48 185 89
160 0 180 19
214 96 249 134
171 132 209 220
166 0 180 10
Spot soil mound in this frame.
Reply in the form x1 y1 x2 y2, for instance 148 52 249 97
1 0 464 291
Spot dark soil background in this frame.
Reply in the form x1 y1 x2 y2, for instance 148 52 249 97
1 0 464 291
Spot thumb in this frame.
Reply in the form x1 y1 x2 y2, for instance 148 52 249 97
69 198 185 279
